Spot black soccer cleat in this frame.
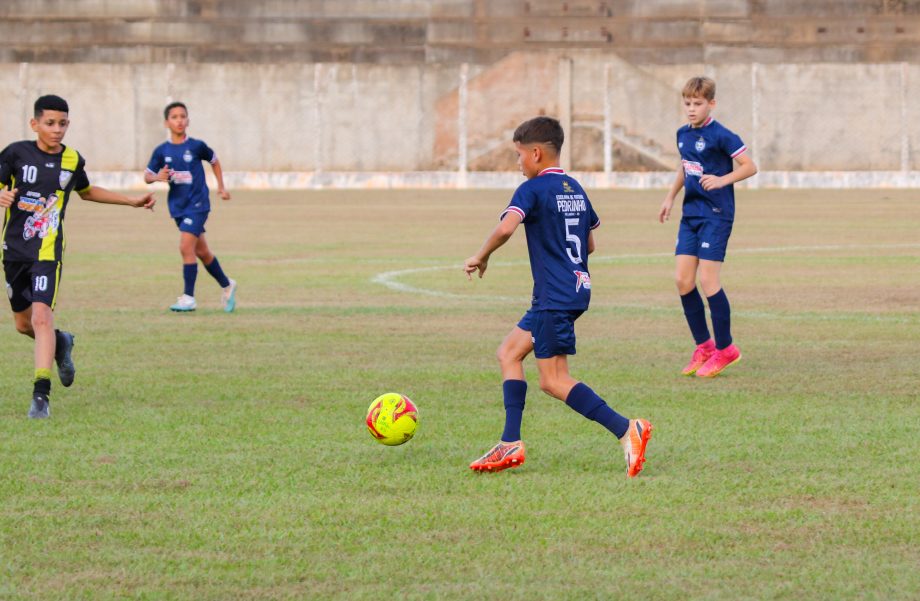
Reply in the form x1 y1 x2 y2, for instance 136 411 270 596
28 393 51 419
55 330 76 387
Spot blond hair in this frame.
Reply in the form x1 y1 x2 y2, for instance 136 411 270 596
682 76 716 101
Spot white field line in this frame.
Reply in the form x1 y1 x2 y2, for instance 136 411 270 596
370 243 920 322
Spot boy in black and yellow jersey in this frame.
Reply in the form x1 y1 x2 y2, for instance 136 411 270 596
0 95 156 418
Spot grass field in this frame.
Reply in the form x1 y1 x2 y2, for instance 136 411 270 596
1 188 918 600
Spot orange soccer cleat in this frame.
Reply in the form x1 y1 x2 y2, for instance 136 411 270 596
696 344 741 378
682 339 715 376
622 418 653 478
469 441 526 473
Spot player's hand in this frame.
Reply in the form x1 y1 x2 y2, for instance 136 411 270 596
658 197 673 223
218 188 231 201
0 187 17 208
156 166 172 182
700 174 726 191
464 256 488 280
132 193 156 210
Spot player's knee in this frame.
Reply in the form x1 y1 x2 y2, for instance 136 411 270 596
675 274 696 294
538 377 563 400
496 345 516 367
30 311 51 331
14 318 32 335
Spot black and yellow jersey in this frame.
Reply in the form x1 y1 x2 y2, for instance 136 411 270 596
0 141 91 262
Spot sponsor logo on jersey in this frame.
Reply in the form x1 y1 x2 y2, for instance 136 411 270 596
45 162 55 168
171 170 194 185
574 270 592 292
165 156 172 163
183 150 193 163
682 159 704 177
22 194 60 240
695 137 706 152
59 170 72 189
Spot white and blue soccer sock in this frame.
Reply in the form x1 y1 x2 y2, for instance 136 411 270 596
203 256 231 288
707 289 733 350
500 379 527 443
565 382 629 438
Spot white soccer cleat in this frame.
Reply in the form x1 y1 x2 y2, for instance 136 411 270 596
221 279 237 313
170 294 197 312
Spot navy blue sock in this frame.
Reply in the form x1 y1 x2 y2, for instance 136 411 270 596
183 263 198 297
565 382 629 439
680 287 711 345
707 289 733 350
500 379 527 443
204 256 231 288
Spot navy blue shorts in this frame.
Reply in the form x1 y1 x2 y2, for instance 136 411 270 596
4 260 62 312
676 216 733 262
174 213 208 236
517 309 584 359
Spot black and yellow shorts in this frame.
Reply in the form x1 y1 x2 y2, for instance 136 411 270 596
3 260 62 312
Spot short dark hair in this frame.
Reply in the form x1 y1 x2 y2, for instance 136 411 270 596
164 101 188 120
34 95 69 118
513 116 564 154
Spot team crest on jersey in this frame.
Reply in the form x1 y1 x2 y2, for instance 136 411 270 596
183 150 193 163
562 180 575 193
695 137 706 152
59 170 72 189
574 270 592 292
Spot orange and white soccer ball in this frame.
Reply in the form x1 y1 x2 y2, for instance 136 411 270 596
366 393 419 446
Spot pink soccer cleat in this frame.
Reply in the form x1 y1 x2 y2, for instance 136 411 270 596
682 339 716 376
696 344 742 378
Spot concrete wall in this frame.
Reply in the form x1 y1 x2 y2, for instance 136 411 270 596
0 55 914 175
5 0 920 64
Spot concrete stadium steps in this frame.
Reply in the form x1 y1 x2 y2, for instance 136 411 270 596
3 0 920 64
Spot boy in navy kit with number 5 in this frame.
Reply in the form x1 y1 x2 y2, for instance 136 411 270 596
145 101 237 313
464 116 652 478
659 76 758 377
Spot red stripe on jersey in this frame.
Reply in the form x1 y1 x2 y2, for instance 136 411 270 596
730 145 747 158
501 206 526 221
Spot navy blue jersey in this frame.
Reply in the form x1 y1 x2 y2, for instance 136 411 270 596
502 168 599 311
677 117 746 222
146 137 216 218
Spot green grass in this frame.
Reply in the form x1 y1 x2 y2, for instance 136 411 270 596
1 189 918 600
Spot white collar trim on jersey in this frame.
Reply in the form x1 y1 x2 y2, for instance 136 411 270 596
167 134 189 144
538 167 566 176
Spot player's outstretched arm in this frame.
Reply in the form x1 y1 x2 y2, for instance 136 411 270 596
700 153 758 191
660 164 684 223
211 159 231 200
464 212 522 280
79 186 156 210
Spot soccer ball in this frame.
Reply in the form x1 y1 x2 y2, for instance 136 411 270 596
366 393 419 446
